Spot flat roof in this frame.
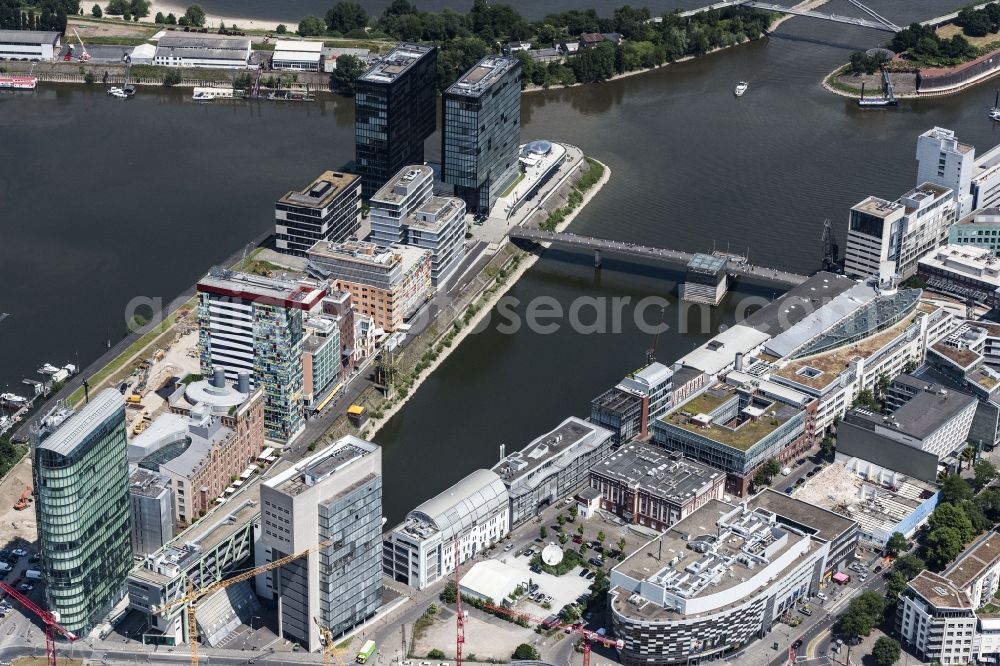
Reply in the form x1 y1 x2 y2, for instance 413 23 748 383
945 530 1000 590
371 165 432 205
129 468 171 499
909 570 971 609
273 39 323 53
266 435 378 497
763 282 877 359
36 389 122 457
307 240 430 272
852 196 903 218
198 268 326 310
445 55 518 98
359 42 434 84
686 253 727 275
158 33 250 50
0 30 60 44
278 170 358 210
747 488 856 543
592 444 723 504
661 384 802 452
847 384 976 440
406 197 464 231
492 417 612 490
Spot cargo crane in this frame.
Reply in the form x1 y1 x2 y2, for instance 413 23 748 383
0 582 77 666
71 28 90 62
481 603 622 666
154 541 331 666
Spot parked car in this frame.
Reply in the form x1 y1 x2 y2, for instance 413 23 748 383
793 639 803 650
784 487 793 494
588 557 604 567
578 569 589 577
799 607 812 616
585 571 596 580
572 535 583 544
817 592 828 600
504 543 514 552
11 549 27 557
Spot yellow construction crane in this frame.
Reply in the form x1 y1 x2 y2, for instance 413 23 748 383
154 541 331 666
313 617 350 666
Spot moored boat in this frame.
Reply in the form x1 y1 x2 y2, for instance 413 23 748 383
0 75 38 90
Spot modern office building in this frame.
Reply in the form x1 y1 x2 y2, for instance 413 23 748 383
275 171 362 256
302 313 342 409
369 165 434 246
918 244 1000 308
197 269 326 442
383 468 510 590
949 208 1000 255
896 530 1000 664
492 417 614 526
153 33 251 69
652 375 817 496
306 240 433 332
587 444 725 531
916 126 976 219
834 378 977 483
128 468 176 556
355 43 438 198
610 490 858 666
442 55 522 214
0 29 60 60
256 437 382 649
369 165 467 285
843 183 955 281
320 290 356 381
590 361 674 444
31 389 132 635
271 39 323 71
679 253 729 305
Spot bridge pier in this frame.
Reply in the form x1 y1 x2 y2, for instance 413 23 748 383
594 249 602 268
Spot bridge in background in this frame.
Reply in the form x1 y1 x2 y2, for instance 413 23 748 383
507 228 809 288
679 0 900 33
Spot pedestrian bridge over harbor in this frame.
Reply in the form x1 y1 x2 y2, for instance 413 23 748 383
679 0 900 32
507 228 809 288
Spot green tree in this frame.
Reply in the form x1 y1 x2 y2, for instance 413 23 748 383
83 70 95 83
568 503 578 521
276 23 287 33
960 446 978 471
512 644 540 661
539 526 547 539
427 650 445 660
940 474 973 505
894 553 925 580
165 12 176 24
331 53 365 94
838 591 885 640
975 459 997 488
129 0 148 18
820 435 834 457
962 499 990 534
977 488 1000 522
929 503 975 543
618 537 626 555
577 524 584 536
439 580 457 603
162 69 182 86
885 532 907 557
926 527 964 570
872 637 901 666
91 3 101 16
557 514 567 528
154 10 163 21
325 1 367 33
753 458 781 487
559 603 581 622
596 530 606 546
297 14 325 36
885 571 907 604
183 4 205 26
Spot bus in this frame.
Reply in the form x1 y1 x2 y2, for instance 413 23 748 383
356 640 376 664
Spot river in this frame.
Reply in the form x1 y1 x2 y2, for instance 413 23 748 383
1 0 995 522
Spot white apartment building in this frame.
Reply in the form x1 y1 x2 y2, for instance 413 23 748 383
916 127 976 219
382 469 510 590
369 165 434 246
844 183 956 281
255 437 382 649
405 196 467 285
897 531 1000 665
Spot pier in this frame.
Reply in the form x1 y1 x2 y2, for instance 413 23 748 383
507 228 809 287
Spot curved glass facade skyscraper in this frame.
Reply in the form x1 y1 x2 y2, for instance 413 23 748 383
32 389 132 635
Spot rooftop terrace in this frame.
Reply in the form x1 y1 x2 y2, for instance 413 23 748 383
359 42 434 84
278 171 358 209
445 55 518 97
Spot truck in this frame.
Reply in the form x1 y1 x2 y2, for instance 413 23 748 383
25 569 42 581
356 640 376 664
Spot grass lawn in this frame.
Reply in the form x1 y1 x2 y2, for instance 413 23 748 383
937 23 1000 49
501 171 525 198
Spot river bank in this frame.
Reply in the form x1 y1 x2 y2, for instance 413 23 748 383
146 0 289 30
823 58 1000 100
361 158 612 440
521 0 829 95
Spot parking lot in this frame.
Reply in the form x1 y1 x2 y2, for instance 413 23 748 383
495 548 594 617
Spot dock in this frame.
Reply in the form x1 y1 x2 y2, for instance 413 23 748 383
507 228 809 288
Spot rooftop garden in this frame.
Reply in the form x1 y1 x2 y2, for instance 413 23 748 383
664 390 789 451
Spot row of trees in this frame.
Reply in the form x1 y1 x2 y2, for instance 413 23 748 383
0 0 73 32
323 0 773 92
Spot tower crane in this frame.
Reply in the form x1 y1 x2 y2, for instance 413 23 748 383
154 541 331 666
481 603 622 666
454 538 464 666
313 617 350 666
0 582 77 666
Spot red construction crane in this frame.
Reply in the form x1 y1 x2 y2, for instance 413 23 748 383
0 582 77 666
482 602 622 666
454 538 464 666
